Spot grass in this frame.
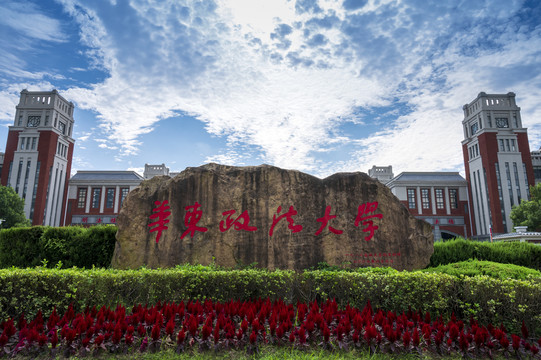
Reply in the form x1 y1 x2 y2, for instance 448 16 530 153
12 346 460 359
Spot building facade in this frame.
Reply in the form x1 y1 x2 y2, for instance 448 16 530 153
0 90 75 226
143 163 180 179
368 165 394 183
461 92 535 236
531 147 541 184
385 172 472 240
63 171 144 226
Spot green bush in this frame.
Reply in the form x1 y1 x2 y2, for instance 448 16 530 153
0 226 46 268
0 225 117 269
420 259 541 280
0 267 539 337
430 237 541 270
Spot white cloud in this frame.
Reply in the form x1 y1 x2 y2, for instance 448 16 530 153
22 0 541 177
0 1 67 42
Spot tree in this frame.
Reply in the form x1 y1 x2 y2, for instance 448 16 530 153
510 183 541 231
0 185 31 229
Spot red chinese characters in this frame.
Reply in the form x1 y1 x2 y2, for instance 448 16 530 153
148 200 172 243
219 210 258 232
146 200 385 241
354 201 383 241
269 206 303 237
180 202 208 239
315 205 343 235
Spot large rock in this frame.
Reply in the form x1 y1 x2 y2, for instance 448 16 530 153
112 164 433 271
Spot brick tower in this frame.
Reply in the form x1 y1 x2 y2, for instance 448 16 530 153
462 92 534 236
0 89 75 226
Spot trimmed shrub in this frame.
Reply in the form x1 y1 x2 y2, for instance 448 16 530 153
430 237 541 270
0 226 45 268
0 225 117 269
421 259 541 280
0 267 539 336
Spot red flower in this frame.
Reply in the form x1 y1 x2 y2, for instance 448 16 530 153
112 328 122 344
449 323 459 341
352 330 359 343
289 331 295 343
500 335 510 349
125 334 134 345
403 330 411 347
459 331 469 352
521 321 529 339
214 324 220 344
95 334 105 347
201 324 212 341
165 318 175 337
177 329 186 344
512 334 521 351
298 327 306 344
412 328 420 347
323 324 330 343
276 325 284 339
249 330 257 344
0 333 8 347
151 322 161 341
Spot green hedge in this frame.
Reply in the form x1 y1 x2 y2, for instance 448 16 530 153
0 225 117 269
420 259 541 280
0 267 539 336
431 238 541 270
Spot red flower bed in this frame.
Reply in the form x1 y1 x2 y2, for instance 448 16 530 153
0 298 539 358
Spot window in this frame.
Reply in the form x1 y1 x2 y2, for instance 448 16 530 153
487 115 492 127
120 188 129 207
513 163 521 203
449 189 458 209
506 139 510 152
513 115 518 128
15 160 23 194
511 139 516 151
407 188 416 209
435 189 444 209
31 137 37 150
499 139 505 151
421 188 430 209
91 188 101 209
106 188 115 208
77 188 87 208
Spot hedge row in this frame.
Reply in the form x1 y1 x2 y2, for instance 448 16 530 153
420 259 541 280
0 267 539 336
0 226 116 269
431 238 541 270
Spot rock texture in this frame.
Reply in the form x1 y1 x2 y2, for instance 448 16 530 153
112 164 433 271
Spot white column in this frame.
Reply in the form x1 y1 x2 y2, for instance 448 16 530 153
99 186 106 213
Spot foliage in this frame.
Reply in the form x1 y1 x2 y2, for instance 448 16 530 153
430 237 541 270
421 259 541 280
0 267 539 337
0 185 30 229
510 182 541 231
0 225 117 269
0 298 539 358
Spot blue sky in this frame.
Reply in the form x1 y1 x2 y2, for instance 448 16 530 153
1 0 540 178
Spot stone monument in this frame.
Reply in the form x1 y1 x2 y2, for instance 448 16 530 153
111 164 433 271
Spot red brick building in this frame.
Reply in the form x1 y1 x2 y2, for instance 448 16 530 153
0 90 74 226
